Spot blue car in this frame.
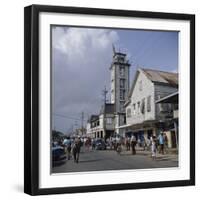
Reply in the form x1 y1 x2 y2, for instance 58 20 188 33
52 145 66 166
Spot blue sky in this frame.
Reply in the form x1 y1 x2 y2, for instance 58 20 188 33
52 26 178 134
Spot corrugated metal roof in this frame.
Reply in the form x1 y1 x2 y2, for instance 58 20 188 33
142 68 178 86
127 68 178 99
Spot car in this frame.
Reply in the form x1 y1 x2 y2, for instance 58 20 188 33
52 145 66 166
95 139 106 150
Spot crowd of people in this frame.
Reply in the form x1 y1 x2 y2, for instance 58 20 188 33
105 132 169 160
53 132 169 163
53 136 83 163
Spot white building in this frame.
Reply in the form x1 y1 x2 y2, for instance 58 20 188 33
120 68 178 143
156 91 179 148
86 104 115 139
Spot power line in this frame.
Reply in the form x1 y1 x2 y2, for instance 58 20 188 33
53 113 87 121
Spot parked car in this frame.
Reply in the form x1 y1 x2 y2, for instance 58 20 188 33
52 145 66 166
95 139 106 150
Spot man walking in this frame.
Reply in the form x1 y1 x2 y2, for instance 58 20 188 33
130 135 137 155
72 137 81 163
158 132 165 154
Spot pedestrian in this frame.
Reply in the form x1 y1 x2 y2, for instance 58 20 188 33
158 132 165 154
66 138 72 160
130 135 137 155
63 137 71 159
72 137 81 163
85 138 90 152
163 133 168 154
151 135 157 160
146 138 151 151
116 143 122 155
91 138 96 150
143 138 147 151
125 137 130 151
137 138 141 147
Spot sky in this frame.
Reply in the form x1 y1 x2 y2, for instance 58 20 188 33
52 26 178 134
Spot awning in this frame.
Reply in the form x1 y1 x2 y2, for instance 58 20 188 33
156 91 178 104
117 120 158 131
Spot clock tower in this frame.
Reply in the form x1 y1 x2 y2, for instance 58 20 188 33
110 46 131 132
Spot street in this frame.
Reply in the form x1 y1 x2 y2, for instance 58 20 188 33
52 146 178 173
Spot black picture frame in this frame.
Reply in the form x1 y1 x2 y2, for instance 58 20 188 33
24 4 195 196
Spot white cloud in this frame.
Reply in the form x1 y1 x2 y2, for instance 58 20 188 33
53 27 119 62
52 26 119 132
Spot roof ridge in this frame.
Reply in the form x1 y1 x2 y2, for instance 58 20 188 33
141 68 178 75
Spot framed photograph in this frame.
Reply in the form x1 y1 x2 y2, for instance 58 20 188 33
24 4 195 195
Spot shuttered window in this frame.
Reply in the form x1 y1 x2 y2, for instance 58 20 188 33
147 96 151 112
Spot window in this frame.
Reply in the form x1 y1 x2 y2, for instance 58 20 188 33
133 103 136 115
173 103 178 110
127 108 131 118
92 122 95 128
147 96 151 112
119 66 125 76
120 89 125 100
118 56 125 62
139 80 142 91
106 118 113 124
140 98 145 114
100 131 103 138
124 116 126 124
120 102 125 112
159 103 171 113
120 79 125 88
137 101 140 114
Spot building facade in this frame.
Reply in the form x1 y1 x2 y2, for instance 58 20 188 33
110 49 131 134
121 68 178 146
156 91 179 148
86 104 115 139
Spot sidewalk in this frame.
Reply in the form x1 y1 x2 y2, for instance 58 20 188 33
120 147 178 162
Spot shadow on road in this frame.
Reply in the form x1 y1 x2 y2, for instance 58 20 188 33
155 157 172 161
119 152 148 156
79 158 104 163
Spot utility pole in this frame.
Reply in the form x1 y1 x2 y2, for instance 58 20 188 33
81 111 84 136
102 86 108 141
102 85 108 104
74 121 78 136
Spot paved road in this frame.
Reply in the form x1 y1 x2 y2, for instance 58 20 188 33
52 147 178 173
